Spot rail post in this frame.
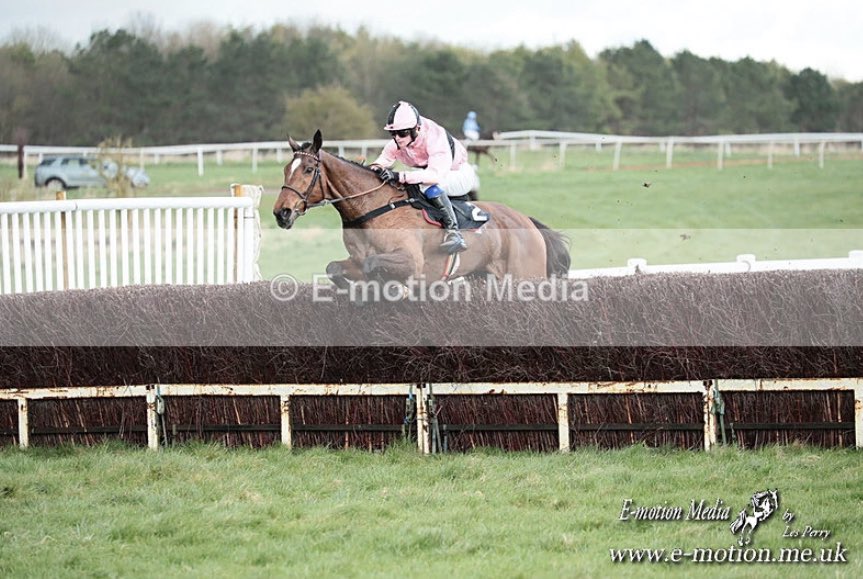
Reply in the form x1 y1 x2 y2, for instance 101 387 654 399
855 385 863 449
613 141 622 171
416 383 430 454
17 398 29 449
557 392 570 452
280 395 293 449
145 385 160 450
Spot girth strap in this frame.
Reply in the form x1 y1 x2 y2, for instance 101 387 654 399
342 198 415 228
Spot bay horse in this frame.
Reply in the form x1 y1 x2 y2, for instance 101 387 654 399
465 130 500 169
273 130 569 288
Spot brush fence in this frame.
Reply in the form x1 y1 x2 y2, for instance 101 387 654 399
0 185 261 294
1 379 859 453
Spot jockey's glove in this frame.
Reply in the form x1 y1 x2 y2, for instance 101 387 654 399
376 168 399 184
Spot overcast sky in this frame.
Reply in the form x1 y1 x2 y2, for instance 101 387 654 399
2 0 862 81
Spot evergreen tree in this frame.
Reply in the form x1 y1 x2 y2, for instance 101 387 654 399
836 81 863 132
671 51 725 135
600 40 681 135
785 68 839 131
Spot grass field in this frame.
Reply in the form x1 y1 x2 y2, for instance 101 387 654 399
2 145 861 281
1 145 862 577
0 443 861 578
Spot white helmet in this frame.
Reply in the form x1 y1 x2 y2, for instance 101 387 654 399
384 101 421 131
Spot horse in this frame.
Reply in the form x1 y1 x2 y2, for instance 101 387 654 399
273 130 570 290
729 490 779 546
465 130 500 169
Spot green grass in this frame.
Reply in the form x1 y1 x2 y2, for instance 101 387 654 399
3 147 862 281
0 443 860 578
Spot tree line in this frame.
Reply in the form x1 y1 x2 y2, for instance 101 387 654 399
1 23 861 146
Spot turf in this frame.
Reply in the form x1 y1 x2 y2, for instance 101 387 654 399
0 443 860 578
2 145 862 281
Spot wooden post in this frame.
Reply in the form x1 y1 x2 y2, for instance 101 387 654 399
818 141 825 169
855 385 863 449
416 384 430 454
665 138 674 169
557 392 570 452
703 381 716 451
197 147 204 177
280 395 292 449
716 142 724 170
145 386 159 450
17 398 29 449
558 142 566 170
231 184 243 282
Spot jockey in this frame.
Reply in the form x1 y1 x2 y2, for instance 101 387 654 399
369 101 477 254
462 111 480 141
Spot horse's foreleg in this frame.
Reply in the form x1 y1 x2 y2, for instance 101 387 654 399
326 258 365 290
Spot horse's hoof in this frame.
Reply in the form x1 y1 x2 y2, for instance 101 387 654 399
326 262 351 290
362 255 381 276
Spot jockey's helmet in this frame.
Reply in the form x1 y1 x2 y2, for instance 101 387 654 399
384 101 421 131
467 111 477 119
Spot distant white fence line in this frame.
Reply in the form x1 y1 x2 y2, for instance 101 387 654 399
2 131 862 176
568 250 863 279
0 185 261 295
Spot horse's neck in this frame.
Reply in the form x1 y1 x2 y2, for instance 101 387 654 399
322 155 401 223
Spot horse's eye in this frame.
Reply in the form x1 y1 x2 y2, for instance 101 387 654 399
303 166 314 174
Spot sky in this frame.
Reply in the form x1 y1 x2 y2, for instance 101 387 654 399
2 0 862 82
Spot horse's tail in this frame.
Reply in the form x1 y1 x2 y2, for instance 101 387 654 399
529 217 571 277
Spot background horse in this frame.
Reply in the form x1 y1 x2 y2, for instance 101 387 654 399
465 130 500 169
273 130 569 288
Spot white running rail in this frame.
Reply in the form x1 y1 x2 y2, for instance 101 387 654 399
0 185 261 294
568 251 863 279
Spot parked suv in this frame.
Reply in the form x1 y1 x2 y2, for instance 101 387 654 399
34 155 150 189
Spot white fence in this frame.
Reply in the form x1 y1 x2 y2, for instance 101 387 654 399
496 130 863 170
568 251 863 279
3 131 862 176
0 185 261 294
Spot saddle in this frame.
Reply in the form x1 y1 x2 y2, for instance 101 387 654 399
405 185 490 230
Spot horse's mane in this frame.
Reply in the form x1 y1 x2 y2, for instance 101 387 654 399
298 141 376 174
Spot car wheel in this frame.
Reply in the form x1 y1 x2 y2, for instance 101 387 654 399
45 178 66 192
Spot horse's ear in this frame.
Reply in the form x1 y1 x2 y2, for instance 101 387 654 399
312 130 323 153
288 136 300 152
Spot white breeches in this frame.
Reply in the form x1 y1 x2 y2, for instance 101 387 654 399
419 163 479 197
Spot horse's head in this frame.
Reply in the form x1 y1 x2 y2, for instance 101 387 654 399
273 130 325 229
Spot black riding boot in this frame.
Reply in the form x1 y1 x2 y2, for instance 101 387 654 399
428 194 467 253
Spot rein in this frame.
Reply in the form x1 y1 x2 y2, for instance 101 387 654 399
281 150 407 224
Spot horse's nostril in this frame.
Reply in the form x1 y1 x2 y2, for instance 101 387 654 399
274 208 292 227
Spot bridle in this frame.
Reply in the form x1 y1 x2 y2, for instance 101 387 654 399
280 150 393 217
279 151 324 216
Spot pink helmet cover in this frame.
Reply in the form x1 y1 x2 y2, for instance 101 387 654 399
384 101 421 131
